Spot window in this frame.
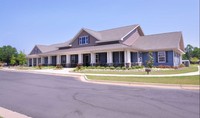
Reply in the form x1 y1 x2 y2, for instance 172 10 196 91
96 54 99 63
158 51 166 63
79 36 89 45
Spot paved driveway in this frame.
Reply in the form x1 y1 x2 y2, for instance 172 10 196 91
0 71 199 118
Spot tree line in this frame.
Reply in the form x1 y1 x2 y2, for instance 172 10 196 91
0 45 26 66
182 44 200 63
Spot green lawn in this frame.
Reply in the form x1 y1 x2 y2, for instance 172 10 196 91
86 75 200 85
79 65 198 75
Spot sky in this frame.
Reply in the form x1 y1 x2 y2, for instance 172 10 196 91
0 0 199 54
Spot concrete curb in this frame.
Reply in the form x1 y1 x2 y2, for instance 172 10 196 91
0 107 31 118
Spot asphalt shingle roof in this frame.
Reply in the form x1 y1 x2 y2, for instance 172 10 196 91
131 32 183 51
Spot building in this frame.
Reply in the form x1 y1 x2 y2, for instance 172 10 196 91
27 24 184 67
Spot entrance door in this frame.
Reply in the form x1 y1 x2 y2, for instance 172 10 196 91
83 54 91 66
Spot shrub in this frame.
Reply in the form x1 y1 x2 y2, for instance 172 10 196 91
190 57 199 64
100 66 105 69
115 67 121 70
131 66 143 69
87 66 95 69
131 66 136 69
105 66 110 70
109 66 115 70
96 66 101 69
121 66 126 70
178 64 185 68
38 63 42 69
56 64 63 69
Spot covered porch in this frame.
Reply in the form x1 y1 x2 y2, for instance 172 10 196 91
27 50 142 68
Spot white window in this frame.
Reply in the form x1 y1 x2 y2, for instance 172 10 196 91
79 36 89 45
158 51 166 63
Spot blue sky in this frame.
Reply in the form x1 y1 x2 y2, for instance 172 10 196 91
0 0 199 54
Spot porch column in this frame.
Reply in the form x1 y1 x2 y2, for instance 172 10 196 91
36 58 39 66
125 50 131 67
32 58 34 67
27 58 29 67
78 53 83 65
137 52 142 66
107 51 113 66
48 56 51 66
41 57 45 65
56 55 61 65
66 55 70 67
179 54 182 65
90 52 95 66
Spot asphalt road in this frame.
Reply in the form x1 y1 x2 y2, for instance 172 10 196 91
0 71 199 118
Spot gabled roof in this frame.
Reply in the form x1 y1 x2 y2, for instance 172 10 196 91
97 24 139 42
131 32 184 53
33 42 67 54
68 24 140 46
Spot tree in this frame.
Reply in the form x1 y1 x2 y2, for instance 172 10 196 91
146 52 154 68
17 51 27 65
184 44 194 60
192 47 200 59
0 45 18 65
10 55 16 66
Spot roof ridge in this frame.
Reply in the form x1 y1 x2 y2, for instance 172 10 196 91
144 31 182 36
98 24 138 32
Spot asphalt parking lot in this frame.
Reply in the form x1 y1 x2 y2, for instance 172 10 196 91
0 70 199 118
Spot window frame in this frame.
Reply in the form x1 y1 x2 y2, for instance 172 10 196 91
158 51 166 63
79 36 89 45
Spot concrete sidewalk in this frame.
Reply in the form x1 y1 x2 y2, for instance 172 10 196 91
0 107 31 118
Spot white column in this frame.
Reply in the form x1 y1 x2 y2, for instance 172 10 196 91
126 50 131 63
56 55 61 65
137 52 140 63
91 52 95 65
48 56 51 65
179 54 182 65
66 55 70 67
32 58 34 67
124 51 126 66
124 50 131 67
78 53 83 64
27 58 29 67
41 57 44 64
107 51 113 64
36 58 39 66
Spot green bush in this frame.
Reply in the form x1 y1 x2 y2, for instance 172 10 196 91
100 66 105 69
56 64 63 69
122 66 126 70
116 67 121 70
105 66 110 70
190 57 199 64
109 66 115 70
96 66 101 69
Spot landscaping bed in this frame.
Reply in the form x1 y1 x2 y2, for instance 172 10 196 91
75 65 198 75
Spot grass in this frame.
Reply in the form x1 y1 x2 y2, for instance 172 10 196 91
86 75 200 85
0 116 3 118
79 65 198 75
